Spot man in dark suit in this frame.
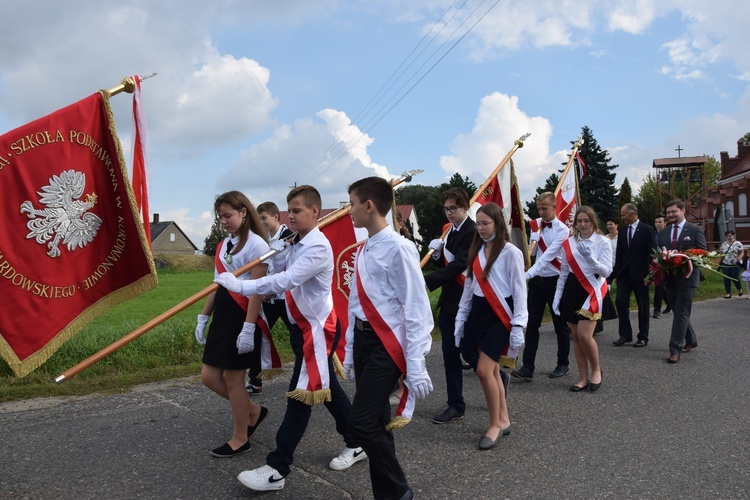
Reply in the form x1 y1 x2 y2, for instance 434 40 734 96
424 187 476 423
611 203 656 347
657 199 707 363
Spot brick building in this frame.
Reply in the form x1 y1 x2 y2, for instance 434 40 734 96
706 135 750 244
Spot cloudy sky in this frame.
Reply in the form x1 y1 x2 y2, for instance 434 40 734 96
2 1 748 247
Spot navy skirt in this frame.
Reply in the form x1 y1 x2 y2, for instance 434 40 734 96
461 294 512 366
559 276 616 324
202 287 257 370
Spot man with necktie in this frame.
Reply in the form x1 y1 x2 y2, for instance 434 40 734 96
656 199 706 363
611 203 656 347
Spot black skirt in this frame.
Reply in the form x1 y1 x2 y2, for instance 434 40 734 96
461 295 512 366
202 287 257 370
559 276 616 324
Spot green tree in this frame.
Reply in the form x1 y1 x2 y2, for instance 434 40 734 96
203 214 227 256
438 172 478 196
576 126 619 220
395 184 442 250
525 172 560 220
617 177 633 212
633 173 661 228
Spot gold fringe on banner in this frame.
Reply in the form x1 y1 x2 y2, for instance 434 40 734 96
286 388 332 406
385 416 411 431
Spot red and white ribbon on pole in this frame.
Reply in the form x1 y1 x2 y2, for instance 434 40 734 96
130 74 151 246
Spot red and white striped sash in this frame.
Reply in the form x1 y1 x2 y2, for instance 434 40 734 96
214 240 281 371
562 239 608 320
284 287 338 405
530 218 561 270
355 245 415 428
472 253 518 367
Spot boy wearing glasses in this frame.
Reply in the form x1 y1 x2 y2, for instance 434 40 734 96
425 187 476 424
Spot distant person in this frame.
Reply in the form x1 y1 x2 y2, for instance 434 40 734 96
656 199 707 363
652 214 671 318
344 176 433 500
245 201 294 396
512 192 571 381
719 230 744 298
740 253 750 298
553 206 615 392
195 191 269 457
424 187 476 424
455 203 526 449
216 185 365 492
611 204 655 348
605 217 618 267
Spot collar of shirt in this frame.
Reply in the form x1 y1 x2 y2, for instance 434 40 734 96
365 225 391 249
453 216 469 232
629 220 639 232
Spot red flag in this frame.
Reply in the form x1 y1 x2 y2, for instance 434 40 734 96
469 160 529 267
131 75 151 246
0 92 158 377
320 215 359 362
555 159 578 231
575 152 587 179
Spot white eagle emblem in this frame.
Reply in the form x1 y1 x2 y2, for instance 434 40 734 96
20 169 103 258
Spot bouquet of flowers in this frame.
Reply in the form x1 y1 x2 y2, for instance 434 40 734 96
645 247 729 286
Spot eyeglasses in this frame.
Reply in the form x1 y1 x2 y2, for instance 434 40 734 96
477 221 494 228
444 205 459 214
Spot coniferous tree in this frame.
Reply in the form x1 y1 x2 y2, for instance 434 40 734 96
576 126 618 220
617 177 633 213
525 172 560 220
438 172 478 197
203 214 227 257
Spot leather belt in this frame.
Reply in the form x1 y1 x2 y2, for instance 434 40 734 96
354 318 373 332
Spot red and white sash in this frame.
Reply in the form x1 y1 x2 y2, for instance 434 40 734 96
530 218 561 270
471 253 518 368
284 286 338 405
443 246 467 286
215 240 281 372
561 238 608 320
355 244 415 429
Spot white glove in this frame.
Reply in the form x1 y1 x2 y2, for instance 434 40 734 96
552 294 562 317
195 314 209 345
524 271 531 281
343 353 355 382
577 241 592 258
529 232 540 243
454 320 465 349
215 272 243 294
405 358 433 399
237 322 255 354
509 326 525 350
429 239 444 259
270 238 290 256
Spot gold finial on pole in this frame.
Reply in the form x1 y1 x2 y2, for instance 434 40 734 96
105 73 157 97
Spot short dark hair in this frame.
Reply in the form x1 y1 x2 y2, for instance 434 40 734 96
725 230 736 236
348 177 393 216
257 201 280 216
287 185 322 211
665 199 685 210
605 217 618 225
440 187 470 209
655 213 665 220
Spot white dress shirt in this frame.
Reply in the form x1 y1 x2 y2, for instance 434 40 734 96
527 217 569 278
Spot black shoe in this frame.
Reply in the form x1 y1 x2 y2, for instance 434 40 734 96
663 307 672 314
398 488 415 500
548 365 570 378
510 366 533 381
500 370 509 400
570 382 589 392
478 435 499 450
247 406 269 438
652 310 661 319
210 440 251 458
432 407 464 424
612 337 632 346
589 372 602 392
634 339 648 348
246 383 263 396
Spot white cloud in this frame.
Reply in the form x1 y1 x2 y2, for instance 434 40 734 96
439 91 556 201
608 0 658 34
215 109 397 212
159 208 215 250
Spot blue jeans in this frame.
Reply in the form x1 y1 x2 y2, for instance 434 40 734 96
721 265 741 294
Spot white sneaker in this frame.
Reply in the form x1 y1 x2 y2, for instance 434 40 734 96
237 465 285 491
329 446 367 471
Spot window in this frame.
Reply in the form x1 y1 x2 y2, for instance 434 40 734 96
170 233 176 242
739 193 748 216
726 200 734 215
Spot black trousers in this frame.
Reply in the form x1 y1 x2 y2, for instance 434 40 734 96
248 299 294 386
522 276 570 373
266 324 357 477
615 271 651 341
349 322 410 500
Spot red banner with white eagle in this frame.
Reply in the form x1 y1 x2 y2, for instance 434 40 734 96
0 91 157 377
320 214 360 362
469 159 530 268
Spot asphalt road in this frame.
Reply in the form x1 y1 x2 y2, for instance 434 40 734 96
2 297 749 499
